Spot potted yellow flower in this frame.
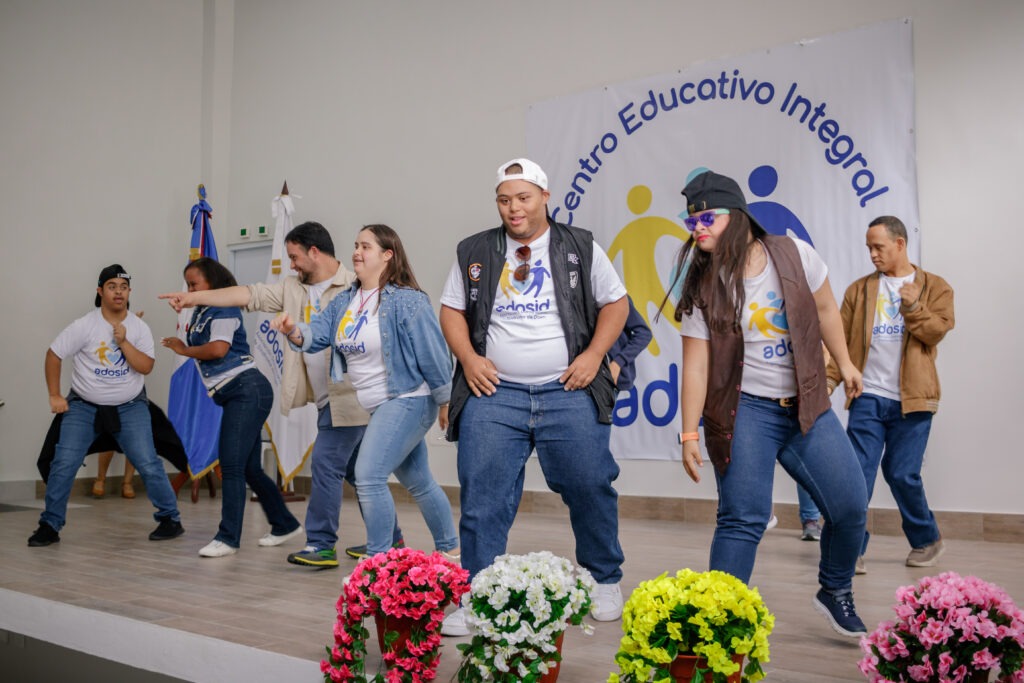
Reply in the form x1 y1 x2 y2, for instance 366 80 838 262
608 569 774 683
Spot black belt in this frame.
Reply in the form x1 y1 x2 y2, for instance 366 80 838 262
742 392 797 408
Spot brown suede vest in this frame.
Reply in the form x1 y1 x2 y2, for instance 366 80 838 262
701 235 830 475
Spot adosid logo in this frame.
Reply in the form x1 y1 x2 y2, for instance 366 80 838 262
93 341 129 377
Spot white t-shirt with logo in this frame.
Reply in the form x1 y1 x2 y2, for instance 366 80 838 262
440 230 626 385
335 290 429 411
303 278 332 409
862 273 914 401
50 309 155 405
679 237 827 398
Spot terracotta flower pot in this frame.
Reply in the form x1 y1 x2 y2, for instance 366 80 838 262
374 612 431 661
537 632 566 683
669 653 745 683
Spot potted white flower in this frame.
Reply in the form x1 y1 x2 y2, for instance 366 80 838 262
456 551 596 682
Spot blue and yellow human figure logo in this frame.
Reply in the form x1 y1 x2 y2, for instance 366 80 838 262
607 185 690 356
94 341 125 367
748 291 789 338
336 308 368 342
876 289 901 322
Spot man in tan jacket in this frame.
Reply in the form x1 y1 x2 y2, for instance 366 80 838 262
827 216 954 573
162 222 401 567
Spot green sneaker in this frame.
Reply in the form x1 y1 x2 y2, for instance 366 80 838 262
287 546 339 568
344 538 405 560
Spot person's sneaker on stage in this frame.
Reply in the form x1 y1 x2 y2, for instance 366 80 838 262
441 598 470 637
813 588 867 637
855 555 867 575
258 525 304 547
344 537 405 560
288 545 339 568
801 519 822 541
148 517 185 541
905 538 945 567
590 582 624 621
27 522 61 547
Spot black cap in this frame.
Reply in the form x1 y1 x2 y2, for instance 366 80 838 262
95 264 131 307
681 170 766 233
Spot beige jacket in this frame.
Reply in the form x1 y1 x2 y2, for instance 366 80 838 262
245 266 369 427
827 265 955 414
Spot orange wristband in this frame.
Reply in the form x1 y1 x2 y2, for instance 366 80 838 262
679 431 700 443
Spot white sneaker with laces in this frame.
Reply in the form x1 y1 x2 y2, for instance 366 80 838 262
258 526 304 547
441 606 469 637
199 540 238 558
590 582 623 621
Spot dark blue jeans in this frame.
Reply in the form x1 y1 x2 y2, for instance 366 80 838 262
710 393 867 593
210 368 299 548
847 394 938 552
456 381 624 584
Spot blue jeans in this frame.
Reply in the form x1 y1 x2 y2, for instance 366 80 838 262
710 394 867 593
210 369 300 548
797 484 821 523
305 406 402 551
847 394 938 552
42 395 180 531
457 381 624 584
353 395 457 555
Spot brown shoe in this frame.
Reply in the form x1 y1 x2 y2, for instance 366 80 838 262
121 482 136 499
92 480 105 498
906 539 945 567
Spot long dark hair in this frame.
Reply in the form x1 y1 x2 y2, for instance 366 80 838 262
359 224 421 292
184 257 238 290
663 209 765 333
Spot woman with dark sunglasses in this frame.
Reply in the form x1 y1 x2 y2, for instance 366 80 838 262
667 170 869 639
272 225 459 561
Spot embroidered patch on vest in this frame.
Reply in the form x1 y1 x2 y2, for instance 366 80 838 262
567 253 580 265
569 272 579 289
468 263 482 282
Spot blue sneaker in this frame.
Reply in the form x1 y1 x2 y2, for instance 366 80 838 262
813 589 866 637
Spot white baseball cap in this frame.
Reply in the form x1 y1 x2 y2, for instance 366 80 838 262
495 158 548 191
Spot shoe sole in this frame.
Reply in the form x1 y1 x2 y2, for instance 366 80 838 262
28 539 59 547
801 534 821 541
906 544 946 568
149 529 185 541
812 596 866 638
287 556 339 568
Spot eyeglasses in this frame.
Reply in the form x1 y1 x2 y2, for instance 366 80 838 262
513 246 531 282
682 208 730 231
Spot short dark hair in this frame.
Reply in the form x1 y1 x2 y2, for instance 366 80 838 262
285 221 335 257
869 215 908 243
184 257 238 290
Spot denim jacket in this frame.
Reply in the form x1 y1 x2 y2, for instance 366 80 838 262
292 283 452 406
187 306 253 378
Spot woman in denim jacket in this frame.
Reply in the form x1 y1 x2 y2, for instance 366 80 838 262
162 258 302 558
274 225 459 560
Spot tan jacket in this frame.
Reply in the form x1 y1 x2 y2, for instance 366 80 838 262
245 266 369 427
827 265 954 414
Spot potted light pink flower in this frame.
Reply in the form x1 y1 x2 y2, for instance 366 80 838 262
321 546 469 682
859 571 1024 683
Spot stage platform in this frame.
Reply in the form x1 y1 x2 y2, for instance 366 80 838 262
2 489 1023 682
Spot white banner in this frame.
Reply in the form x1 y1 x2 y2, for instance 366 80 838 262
526 20 917 460
251 193 318 483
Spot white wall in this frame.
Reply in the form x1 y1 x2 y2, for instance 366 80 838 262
2 0 1022 514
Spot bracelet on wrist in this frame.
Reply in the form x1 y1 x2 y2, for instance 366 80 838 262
679 431 700 444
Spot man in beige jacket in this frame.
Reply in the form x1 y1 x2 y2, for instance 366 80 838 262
827 215 954 574
162 222 401 567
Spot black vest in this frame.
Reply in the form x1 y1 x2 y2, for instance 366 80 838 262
445 219 616 440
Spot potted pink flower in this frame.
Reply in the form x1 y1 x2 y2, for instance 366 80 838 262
859 571 1024 683
321 546 470 682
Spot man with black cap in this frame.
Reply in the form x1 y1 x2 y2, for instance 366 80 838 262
31 265 184 547
438 158 629 635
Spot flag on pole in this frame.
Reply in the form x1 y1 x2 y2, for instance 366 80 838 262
251 183 318 484
167 184 223 478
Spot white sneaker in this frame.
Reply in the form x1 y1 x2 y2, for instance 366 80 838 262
199 540 238 558
440 549 461 564
590 582 623 621
441 606 469 637
258 526 304 547
766 515 779 530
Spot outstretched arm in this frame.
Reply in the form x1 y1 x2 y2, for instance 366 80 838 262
159 286 252 312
